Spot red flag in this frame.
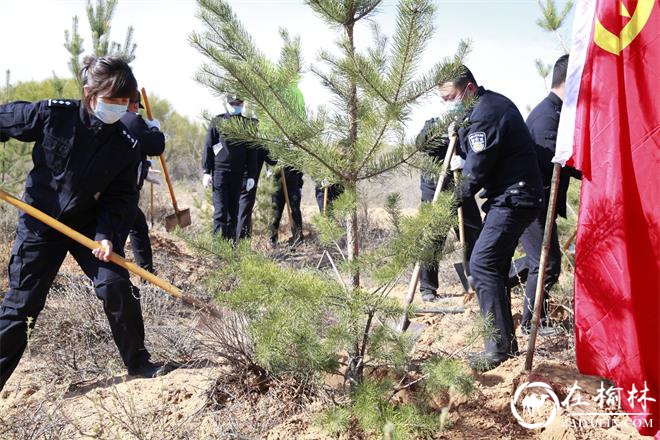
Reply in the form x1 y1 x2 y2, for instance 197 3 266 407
556 0 660 436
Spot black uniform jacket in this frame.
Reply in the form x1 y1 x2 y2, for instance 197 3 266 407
202 113 258 178
456 87 544 211
526 92 581 218
120 111 165 190
0 99 140 244
416 117 451 187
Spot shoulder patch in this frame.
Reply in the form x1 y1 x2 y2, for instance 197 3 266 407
119 128 139 150
47 99 78 109
468 132 486 152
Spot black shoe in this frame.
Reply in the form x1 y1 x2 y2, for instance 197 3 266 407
468 351 513 372
127 361 167 378
521 322 562 337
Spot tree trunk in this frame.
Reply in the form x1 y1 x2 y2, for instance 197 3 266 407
346 207 360 289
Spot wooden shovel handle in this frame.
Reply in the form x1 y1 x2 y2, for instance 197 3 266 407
140 87 180 214
0 188 181 299
399 134 457 332
280 168 295 235
0 188 221 318
453 169 470 291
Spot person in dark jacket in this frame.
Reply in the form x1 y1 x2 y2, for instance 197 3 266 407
441 66 544 371
236 145 273 241
315 182 344 214
415 118 483 302
202 95 258 240
0 56 165 391
270 165 304 246
119 90 165 273
520 55 581 335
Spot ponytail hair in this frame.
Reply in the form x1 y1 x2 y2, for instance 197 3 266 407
80 55 137 110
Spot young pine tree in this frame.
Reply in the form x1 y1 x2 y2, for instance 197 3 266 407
64 0 137 86
191 0 467 288
188 4 479 432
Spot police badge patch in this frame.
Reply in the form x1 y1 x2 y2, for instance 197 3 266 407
468 132 487 152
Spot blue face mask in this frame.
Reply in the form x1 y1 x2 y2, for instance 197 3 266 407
94 99 128 124
231 105 243 115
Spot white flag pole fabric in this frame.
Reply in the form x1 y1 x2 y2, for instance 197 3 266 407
554 0 598 166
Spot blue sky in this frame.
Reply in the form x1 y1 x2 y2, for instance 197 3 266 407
0 0 573 135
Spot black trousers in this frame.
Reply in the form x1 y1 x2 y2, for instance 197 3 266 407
236 162 265 241
0 227 149 390
469 205 538 355
212 169 243 239
271 170 304 242
519 206 561 326
315 184 344 214
419 177 483 294
128 208 153 272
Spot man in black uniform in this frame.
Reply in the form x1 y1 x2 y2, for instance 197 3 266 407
520 55 581 335
0 56 163 390
415 118 483 302
120 90 165 273
236 144 273 241
270 165 304 246
441 66 544 371
202 95 258 239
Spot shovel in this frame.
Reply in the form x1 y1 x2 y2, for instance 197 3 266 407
453 169 477 304
399 134 457 332
0 188 220 318
279 167 296 236
140 88 191 232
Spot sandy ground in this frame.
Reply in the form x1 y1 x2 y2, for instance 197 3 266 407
0 193 647 439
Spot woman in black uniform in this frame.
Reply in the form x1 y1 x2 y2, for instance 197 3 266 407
0 56 164 390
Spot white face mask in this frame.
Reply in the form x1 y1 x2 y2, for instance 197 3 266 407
444 86 469 114
231 104 244 115
93 99 128 124
445 100 463 113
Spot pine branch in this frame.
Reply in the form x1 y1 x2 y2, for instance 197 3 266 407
194 1 312 130
387 0 435 103
64 16 84 85
87 0 117 57
536 0 573 53
193 2 350 180
305 0 381 26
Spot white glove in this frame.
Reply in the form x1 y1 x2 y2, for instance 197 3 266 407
266 167 273 178
145 118 161 130
145 168 162 184
203 173 212 188
245 178 255 191
450 155 465 171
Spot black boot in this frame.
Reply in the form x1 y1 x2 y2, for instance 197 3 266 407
128 360 168 378
468 351 513 372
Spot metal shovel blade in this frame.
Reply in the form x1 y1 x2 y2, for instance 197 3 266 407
165 209 191 232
